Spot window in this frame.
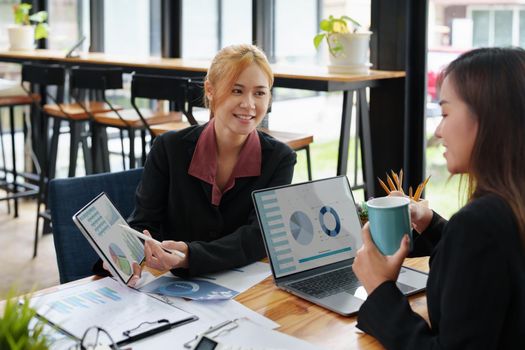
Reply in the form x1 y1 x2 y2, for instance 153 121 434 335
48 0 82 50
182 0 251 59
104 0 159 56
182 0 219 59
0 0 15 49
520 10 525 48
494 10 512 46
274 0 318 64
470 6 525 48
220 0 252 47
472 10 489 47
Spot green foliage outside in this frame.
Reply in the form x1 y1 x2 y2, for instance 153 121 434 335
0 290 50 350
292 136 463 220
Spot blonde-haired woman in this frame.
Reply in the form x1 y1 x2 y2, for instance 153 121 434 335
125 44 296 281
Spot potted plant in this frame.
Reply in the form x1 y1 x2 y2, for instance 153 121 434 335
0 289 50 350
356 201 369 226
8 3 49 51
313 15 372 74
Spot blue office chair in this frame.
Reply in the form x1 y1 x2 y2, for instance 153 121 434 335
48 168 143 283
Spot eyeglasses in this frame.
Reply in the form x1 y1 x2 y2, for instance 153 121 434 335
68 326 120 350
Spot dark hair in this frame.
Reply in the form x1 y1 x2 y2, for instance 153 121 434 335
442 47 525 244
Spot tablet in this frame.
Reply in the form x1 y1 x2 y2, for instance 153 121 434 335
72 192 145 285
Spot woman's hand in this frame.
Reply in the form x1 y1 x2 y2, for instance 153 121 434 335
127 262 142 287
143 230 189 271
389 191 433 233
352 222 410 294
103 260 142 288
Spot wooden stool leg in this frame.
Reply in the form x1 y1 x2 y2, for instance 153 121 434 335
119 129 126 170
129 128 135 169
100 129 110 173
305 145 312 181
68 121 81 177
90 123 107 174
48 119 61 180
33 213 40 258
9 106 19 218
33 136 48 259
141 129 147 166
0 110 11 214
81 122 93 175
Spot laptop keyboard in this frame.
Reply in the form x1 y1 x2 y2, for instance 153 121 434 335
288 267 360 299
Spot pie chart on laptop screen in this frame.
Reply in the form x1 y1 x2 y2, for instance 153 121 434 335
290 211 314 245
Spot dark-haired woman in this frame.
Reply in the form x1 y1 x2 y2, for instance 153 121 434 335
352 47 525 349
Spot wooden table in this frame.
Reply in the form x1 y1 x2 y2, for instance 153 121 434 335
2 257 428 350
237 257 429 350
0 49 405 194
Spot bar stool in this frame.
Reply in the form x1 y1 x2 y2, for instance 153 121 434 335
25 64 122 257
20 63 71 256
92 73 197 169
66 66 125 174
0 78 40 217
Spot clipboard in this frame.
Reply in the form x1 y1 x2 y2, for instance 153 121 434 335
184 317 324 350
118 316 198 346
30 277 198 346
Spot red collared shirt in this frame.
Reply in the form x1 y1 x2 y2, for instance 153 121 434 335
188 119 262 206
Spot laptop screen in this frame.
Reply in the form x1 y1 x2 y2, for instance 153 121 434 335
253 176 363 279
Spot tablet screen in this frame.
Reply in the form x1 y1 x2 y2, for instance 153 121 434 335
73 193 145 284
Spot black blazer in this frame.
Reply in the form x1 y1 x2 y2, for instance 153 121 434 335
357 194 525 349
128 124 297 276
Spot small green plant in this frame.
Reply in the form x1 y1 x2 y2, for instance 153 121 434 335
0 289 50 350
357 201 368 226
313 15 361 56
12 3 49 40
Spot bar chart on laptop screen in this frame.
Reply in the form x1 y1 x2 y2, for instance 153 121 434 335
254 178 362 278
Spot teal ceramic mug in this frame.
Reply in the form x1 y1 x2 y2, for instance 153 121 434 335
366 196 412 255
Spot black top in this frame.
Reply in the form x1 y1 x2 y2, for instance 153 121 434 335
127 124 297 277
357 194 525 349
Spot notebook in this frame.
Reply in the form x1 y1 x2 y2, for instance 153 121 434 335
252 176 427 316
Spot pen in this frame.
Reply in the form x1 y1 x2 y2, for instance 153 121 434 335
118 224 186 259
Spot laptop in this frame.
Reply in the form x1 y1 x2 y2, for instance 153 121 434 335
252 176 427 316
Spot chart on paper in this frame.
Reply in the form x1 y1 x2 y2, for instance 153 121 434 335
31 277 194 343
